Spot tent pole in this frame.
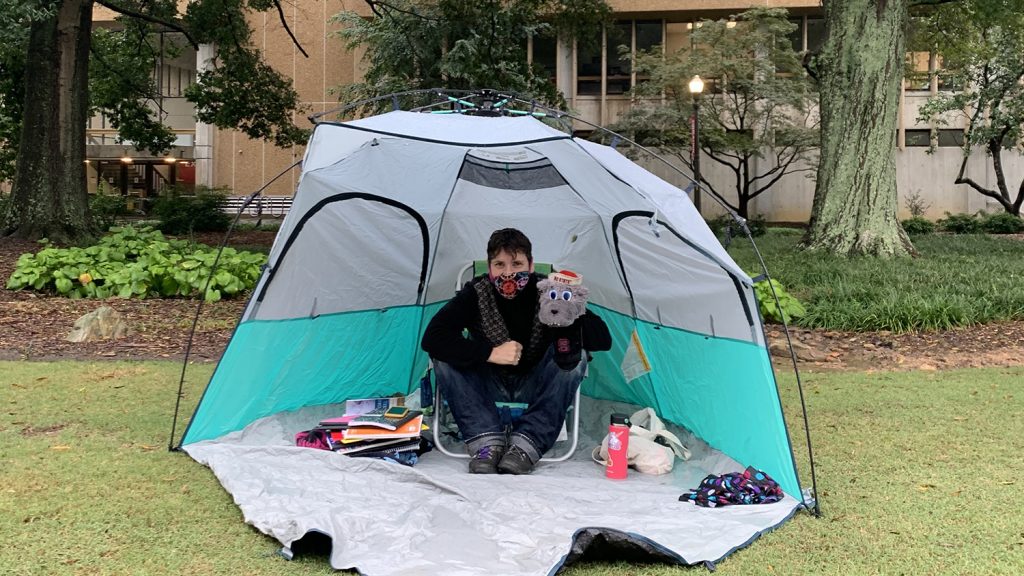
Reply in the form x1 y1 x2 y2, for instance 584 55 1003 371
743 222 822 517
168 160 302 451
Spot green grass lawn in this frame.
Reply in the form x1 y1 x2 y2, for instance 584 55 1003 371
2 361 1022 575
727 230 1024 332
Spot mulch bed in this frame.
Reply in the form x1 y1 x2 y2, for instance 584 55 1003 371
0 233 265 362
2 231 1023 370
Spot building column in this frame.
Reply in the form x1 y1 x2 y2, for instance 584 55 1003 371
194 43 216 189
557 36 574 109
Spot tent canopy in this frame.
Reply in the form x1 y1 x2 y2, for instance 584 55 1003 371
179 108 808 575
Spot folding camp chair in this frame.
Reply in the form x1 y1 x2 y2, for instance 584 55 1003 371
430 260 582 462
432 383 581 462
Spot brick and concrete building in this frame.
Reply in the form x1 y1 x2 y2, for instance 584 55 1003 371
85 1 1023 221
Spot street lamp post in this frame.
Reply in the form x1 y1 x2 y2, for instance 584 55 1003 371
688 75 704 213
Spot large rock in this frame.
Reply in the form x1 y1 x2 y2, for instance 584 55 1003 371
769 335 829 362
66 306 131 342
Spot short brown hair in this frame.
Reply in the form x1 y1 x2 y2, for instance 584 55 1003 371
487 228 533 263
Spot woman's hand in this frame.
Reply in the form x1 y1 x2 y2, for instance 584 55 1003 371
488 341 523 365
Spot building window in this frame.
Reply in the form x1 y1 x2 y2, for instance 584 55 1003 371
634 19 662 88
937 129 965 147
787 18 803 52
576 35 602 95
936 61 961 92
788 16 825 53
576 20 665 97
606 21 632 95
905 129 932 147
532 34 558 85
806 17 825 52
906 51 931 91
665 21 690 53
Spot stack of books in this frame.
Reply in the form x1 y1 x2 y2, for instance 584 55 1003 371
316 397 426 458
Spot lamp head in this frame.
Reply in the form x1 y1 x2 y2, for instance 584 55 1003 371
688 75 705 96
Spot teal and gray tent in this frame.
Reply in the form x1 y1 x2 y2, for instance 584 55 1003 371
176 102 816 574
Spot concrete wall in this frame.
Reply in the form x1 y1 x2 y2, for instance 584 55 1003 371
635 145 1024 223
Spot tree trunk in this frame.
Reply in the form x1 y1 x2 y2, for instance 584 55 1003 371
737 193 749 220
803 0 915 257
5 0 93 244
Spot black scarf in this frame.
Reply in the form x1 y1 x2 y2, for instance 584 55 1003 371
473 275 547 369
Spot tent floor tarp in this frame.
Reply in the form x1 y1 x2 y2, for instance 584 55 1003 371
184 397 802 575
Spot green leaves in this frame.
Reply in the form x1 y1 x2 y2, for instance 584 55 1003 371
54 277 73 294
752 276 807 325
6 225 267 302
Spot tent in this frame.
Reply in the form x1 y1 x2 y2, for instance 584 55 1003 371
176 99 815 574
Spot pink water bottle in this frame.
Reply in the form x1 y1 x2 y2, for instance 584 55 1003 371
606 413 631 479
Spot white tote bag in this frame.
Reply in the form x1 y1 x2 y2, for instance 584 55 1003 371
592 407 691 475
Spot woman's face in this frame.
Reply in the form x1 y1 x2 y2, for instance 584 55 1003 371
488 249 533 277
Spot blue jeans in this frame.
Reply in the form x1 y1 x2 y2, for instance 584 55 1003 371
434 345 586 463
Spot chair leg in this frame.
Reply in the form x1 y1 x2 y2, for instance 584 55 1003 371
433 386 470 459
538 385 581 462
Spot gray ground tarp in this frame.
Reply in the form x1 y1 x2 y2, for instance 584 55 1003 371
184 398 801 575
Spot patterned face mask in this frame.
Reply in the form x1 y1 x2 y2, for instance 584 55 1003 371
491 271 530 300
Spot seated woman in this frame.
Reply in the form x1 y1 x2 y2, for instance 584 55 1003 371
421 228 611 475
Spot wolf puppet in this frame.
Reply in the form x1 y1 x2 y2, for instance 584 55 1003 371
536 270 589 370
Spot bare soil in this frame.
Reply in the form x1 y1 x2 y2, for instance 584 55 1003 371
2 233 1023 371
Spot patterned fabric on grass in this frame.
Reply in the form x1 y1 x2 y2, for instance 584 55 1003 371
680 466 784 508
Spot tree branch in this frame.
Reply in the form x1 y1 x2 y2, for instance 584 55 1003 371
94 0 199 49
364 0 438 22
705 148 742 165
89 44 158 100
1014 178 1024 215
750 154 800 200
274 0 308 58
955 174 1011 210
679 154 726 210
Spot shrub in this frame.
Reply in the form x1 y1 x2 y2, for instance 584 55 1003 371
752 276 806 324
707 214 767 239
0 192 10 223
89 184 131 232
904 191 931 218
5 225 266 301
938 212 982 234
747 215 768 237
980 212 1024 234
901 216 936 235
152 187 231 234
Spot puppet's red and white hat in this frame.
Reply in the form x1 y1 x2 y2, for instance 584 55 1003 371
550 270 583 286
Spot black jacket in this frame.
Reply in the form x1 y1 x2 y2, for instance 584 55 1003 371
421 274 612 373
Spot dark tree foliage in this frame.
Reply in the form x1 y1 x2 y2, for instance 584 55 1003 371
916 0 1024 216
0 0 48 181
333 0 611 110
0 0 309 242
